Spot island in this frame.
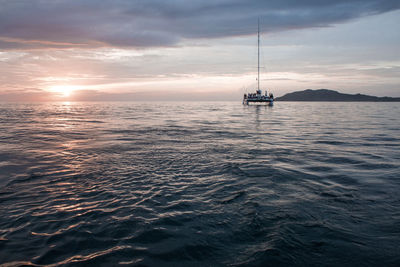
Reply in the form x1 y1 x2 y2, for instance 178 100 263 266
275 89 400 102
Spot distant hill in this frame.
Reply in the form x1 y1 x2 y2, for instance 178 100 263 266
275 89 400 102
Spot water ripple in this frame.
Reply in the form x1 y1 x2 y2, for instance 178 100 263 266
0 102 399 266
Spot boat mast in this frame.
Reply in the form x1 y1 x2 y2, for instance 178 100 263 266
257 18 260 91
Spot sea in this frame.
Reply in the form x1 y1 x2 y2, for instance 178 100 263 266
0 101 399 266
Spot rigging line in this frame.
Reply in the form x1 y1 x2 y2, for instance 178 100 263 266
257 18 260 91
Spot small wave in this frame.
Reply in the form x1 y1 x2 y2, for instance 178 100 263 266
219 191 246 204
0 102 399 266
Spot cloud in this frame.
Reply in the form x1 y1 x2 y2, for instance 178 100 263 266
0 88 241 102
0 88 53 101
1 0 399 49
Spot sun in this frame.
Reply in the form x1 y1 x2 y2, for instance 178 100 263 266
49 85 79 97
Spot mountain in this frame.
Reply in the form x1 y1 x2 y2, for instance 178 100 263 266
275 89 400 102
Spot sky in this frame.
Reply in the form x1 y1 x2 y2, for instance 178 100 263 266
0 0 399 101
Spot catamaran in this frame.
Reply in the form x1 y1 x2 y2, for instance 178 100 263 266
243 20 274 105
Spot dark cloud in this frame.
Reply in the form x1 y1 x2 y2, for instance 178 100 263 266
0 0 399 49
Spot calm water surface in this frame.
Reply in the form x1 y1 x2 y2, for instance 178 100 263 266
0 102 399 266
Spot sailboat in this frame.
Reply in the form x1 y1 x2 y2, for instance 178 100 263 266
243 20 274 105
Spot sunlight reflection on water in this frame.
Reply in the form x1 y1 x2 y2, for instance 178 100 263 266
0 102 399 266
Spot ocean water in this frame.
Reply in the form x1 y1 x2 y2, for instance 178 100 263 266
0 101 399 266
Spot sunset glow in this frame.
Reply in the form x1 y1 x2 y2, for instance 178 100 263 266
48 85 80 97
0 1 399 101
1 1 400 266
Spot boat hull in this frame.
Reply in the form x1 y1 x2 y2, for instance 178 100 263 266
243 99 274 105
